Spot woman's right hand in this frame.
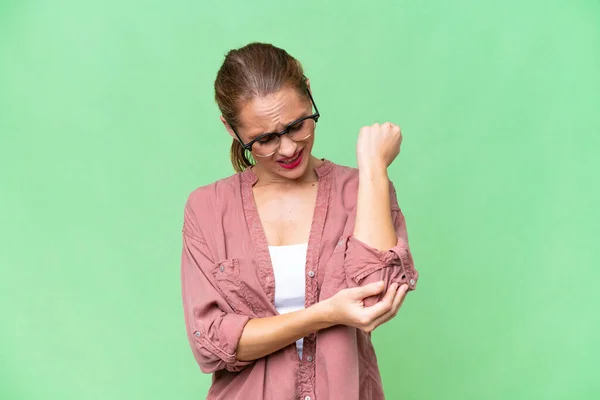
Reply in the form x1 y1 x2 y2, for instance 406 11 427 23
323 281 409 332
236 281 407 362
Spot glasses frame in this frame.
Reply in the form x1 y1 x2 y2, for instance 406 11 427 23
228 82 320 158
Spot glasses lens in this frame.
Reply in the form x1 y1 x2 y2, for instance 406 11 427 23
288 118 315 141
251 134 280 157
251 117 316 157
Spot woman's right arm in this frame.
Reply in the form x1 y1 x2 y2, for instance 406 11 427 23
236 301 332 361
181 231 254 373
236 280 406 361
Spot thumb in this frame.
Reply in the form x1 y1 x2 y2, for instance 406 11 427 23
352 281 386 299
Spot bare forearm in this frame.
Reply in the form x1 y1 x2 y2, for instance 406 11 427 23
353 167 397 251
236 302 333 362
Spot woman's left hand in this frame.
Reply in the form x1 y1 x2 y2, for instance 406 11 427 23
356 122 403 172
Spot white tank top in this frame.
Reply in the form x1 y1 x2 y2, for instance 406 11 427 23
267 243 308 359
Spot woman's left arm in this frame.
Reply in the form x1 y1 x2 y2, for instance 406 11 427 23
343 123 419 307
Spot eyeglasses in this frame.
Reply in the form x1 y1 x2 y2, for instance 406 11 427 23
229 86 320 158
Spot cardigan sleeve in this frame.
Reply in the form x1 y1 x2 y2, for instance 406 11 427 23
342 181 419 307
180 201 253 373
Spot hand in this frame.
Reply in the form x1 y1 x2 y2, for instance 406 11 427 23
356 122 402 172
324 281 409 332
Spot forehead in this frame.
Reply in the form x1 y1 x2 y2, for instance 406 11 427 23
237 86 310 138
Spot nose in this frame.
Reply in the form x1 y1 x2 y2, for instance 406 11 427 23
277 134 298 157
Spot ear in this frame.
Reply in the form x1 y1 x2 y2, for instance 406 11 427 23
220 116 236 139
305 78 312 95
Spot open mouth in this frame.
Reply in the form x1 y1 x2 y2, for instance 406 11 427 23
277 149 304 169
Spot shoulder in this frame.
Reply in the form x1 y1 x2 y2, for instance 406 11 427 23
186 173 241 209
326 161 361 193
182 173 242 238
330 162 359 180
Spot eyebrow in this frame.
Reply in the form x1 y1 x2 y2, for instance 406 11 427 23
250 113 310 140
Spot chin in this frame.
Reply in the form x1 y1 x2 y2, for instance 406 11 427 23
278 163 309 180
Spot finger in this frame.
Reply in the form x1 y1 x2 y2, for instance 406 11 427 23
390 284 408 314
352 280 386 300
379 282 398 306
362 283 398 318
391 284 408 310
369 284 408 330
374 286 405 324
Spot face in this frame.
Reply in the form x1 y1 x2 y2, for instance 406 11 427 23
223 85 317 182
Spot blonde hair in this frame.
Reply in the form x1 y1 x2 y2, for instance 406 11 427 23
214 42 308 172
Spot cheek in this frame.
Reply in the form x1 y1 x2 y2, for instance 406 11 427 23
305 134 315 151
253 153 280 171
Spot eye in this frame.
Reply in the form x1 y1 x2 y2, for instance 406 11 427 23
289 121 304 132
257 134 277 144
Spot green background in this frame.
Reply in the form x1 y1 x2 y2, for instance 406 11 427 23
1 0 599 399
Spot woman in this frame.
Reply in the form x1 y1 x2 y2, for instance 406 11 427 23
180 42 419 400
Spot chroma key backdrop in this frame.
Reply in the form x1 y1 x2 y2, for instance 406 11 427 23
1 1 599 399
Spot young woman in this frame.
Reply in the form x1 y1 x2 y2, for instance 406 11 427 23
181 42 419 400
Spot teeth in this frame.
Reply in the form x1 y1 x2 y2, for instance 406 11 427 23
282 154 299 164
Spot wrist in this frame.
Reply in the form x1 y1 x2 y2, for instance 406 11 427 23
358 162 388 180
311 299 337 329
358 167 389 188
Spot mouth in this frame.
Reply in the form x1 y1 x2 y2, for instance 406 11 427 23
277 149 304 169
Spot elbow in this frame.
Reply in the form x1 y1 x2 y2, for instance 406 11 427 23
185 312 253 374
197 357 223 374
344 235 417 283
192 341 252 374
343 236 419 306
191 342 225 374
